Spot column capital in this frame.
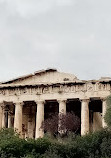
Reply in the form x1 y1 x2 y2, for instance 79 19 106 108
100 97 107 101
57 99 67 104
14 102 24 107
80 98 90 103
35 100 45 105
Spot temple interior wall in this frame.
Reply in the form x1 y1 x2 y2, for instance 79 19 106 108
89 100 102 132
93 112 102 131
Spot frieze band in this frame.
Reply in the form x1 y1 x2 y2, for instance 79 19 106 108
0 83 110 96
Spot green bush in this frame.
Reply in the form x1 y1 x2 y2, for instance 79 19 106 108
43 129 111 158
0 128 51 158
0 128 111 158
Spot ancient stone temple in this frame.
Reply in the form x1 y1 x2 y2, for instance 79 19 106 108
0 68 110 139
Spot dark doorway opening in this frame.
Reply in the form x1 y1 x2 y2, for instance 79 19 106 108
44 100 59 136
66 99 81 134
89 99 102 132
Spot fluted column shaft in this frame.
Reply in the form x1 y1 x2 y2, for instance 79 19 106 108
58 100 67 135
102 98 107 128
0 103 3 129
58 100 66 115
2 104 8 128
14 102 23 136
35 101 44 139
81 99 89 135
2 108 5 128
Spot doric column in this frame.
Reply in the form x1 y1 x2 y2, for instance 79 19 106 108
58 100 67 115
14 102 23 137
81 99 90 135
0 103 3 129
2 107 5 128
101 98 107 128
2 103 8 128
35 100 44 139
58 99 67 135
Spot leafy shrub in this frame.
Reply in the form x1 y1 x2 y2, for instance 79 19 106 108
0 128 51 158
43 129 111 158
0 128 111 158
41 112 80 136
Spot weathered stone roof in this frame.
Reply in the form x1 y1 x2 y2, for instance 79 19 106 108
2 68 57 84
1 68 78 86
1 69 111 88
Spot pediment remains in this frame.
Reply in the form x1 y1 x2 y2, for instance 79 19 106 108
2 68 79 85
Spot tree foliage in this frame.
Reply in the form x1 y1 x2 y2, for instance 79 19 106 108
0 128 111 157
41 112 80 136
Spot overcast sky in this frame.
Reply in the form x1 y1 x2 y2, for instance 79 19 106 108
0 0 111 81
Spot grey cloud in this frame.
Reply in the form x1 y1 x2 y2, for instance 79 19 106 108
0 0 111 81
